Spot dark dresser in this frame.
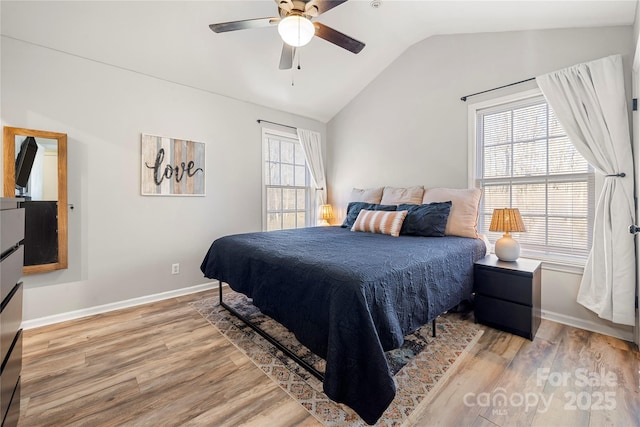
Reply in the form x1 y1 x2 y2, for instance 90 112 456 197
474 255 541 340
0 198 24 427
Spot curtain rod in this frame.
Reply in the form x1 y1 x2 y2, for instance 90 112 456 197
257 119 297 131
460 77 536 102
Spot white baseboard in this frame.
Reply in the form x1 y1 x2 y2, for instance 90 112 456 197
541 309 634 342
22 281 219 330
23 282 632 343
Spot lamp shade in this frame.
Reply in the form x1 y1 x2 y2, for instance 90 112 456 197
319 204 333 226
489 208 526 233
278 15 315 47
489 208 526 262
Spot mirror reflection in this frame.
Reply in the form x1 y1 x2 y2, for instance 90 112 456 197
3 127 68 274
15 136 59 201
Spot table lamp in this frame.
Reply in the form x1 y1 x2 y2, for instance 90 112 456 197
489 208 526 261
319 204 333 226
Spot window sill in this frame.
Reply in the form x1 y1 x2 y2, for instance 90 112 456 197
538 258 585 275
521 252 586 275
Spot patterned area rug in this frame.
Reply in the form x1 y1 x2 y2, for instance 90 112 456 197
190 289 483 426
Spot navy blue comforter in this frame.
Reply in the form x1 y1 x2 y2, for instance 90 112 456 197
200 226 486 424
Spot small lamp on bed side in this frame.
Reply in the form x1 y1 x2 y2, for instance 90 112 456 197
489 208 526 262
319 204 334 226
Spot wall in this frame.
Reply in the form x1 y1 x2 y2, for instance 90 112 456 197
1 37 325 324
633 0 640 346
327 26 635 340
42 150 58 200
635 0 640 46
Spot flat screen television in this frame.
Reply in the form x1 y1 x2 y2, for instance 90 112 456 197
15 136 38 188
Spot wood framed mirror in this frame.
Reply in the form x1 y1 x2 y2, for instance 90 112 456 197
3 127 68 274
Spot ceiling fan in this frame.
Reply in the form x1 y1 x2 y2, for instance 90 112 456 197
209 0 365 70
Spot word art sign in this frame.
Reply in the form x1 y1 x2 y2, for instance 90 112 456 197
141 133 205 196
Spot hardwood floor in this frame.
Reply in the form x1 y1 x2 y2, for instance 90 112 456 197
17 289 640 426
409 320 640 426
17 291 318 427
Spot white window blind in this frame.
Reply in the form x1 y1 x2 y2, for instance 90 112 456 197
475 95 595 262
262 129 312 231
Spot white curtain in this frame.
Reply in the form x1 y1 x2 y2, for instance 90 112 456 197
297 128 327 206
536 54 636 326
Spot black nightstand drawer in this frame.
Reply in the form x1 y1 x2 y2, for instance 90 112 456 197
475 268 533 306
475 295 536 339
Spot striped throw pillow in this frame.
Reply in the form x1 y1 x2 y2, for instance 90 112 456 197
351 209 408 237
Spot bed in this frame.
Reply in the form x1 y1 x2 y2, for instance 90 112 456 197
200 225 486 424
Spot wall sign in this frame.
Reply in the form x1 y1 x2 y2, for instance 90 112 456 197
141 133 205 196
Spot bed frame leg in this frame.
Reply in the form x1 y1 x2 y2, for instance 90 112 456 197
432 318 436 337
217 282 325 382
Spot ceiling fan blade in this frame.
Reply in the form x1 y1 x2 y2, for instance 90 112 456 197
209 17 278 33
313 22 365 54
279 44 296 70
305 0 348 16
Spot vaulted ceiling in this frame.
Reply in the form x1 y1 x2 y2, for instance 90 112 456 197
1 1 637 122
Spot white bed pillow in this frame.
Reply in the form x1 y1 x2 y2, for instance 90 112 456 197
422 187 482 238
380 186 425 205
349 187 384 204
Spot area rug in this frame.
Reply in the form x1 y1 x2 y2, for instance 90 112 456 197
190 290 483 426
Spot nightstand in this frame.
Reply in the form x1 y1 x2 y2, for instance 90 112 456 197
474 255 541 340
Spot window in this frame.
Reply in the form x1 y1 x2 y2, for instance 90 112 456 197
262 128 312 231
472 92 595 262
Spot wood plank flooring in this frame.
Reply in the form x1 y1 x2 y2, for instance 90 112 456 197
16 289 640 426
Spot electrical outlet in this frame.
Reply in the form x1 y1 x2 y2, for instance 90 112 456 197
171 263 180 275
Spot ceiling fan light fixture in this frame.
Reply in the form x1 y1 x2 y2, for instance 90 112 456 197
278 15 315 47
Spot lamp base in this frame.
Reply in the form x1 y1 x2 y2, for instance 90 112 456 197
320 219 330 226
495 233 520 261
